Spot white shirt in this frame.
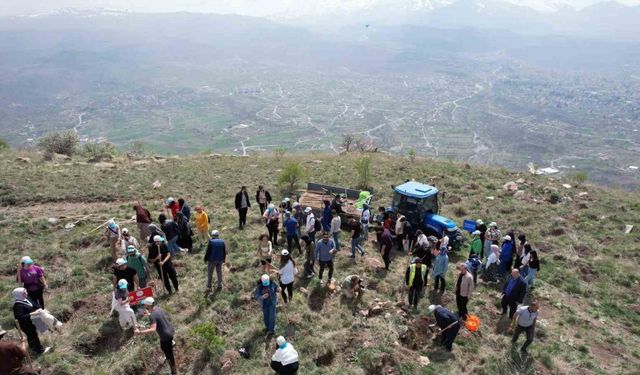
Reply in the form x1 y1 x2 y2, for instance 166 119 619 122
487 252 499 266
330 216 341 234
306 214 315 234
520 253 531 267
395 218 405 235
361 209 370 224
278 260 296 284
272 343 299 366
416 234 429 248
515 306 538 327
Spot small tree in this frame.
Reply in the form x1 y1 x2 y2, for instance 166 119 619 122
407 148 416 162
190 322 224 359
278 161 305 193
354 156 372 190
273 146 287 159
571 171 588 186
82 141 117 162
0 138 9 152
342 134 356 152
37 131 79 156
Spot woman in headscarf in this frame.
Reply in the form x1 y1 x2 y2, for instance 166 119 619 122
263 203 280 245
432 247 449 293
16 256 47 309
13 287 48 354
176 212 193 252
133 202 152 243
482 244 501 283
105 219 121 260
147 224 166 247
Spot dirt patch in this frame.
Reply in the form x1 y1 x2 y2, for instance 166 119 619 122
315 350 335 366
574 244 591 257
75 319 133 355
578 265 597 282
591 343 624 372
402 316 435 350
446 194 462 204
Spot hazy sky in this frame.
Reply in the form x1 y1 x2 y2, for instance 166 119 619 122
1 0 639 17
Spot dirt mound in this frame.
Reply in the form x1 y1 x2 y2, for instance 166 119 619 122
315 350 335 366
75 319 133 355
402 316 435 350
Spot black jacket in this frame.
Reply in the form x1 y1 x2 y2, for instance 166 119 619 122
502 276 527 304
235 191 251 209
434 306 459 328
255 189 272 205
161 221 179 240
14 298 41 328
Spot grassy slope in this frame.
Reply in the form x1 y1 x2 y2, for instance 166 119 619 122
0 152 639 375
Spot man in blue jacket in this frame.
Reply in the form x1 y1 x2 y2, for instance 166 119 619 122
255 274 278 335
204 230 227 291
428 304 460 352
498 235 514 277
315 232 336 285
501 268 527 318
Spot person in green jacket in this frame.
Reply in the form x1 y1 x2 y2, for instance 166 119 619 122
126 245 150 288
468 230 482 258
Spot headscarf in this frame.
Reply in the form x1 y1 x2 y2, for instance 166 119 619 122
13 287 32 306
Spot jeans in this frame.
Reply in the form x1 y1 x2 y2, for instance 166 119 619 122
332 232 340 251
524 268 537 289
483 240 492 262
262 302 276 332
207 261 223 289
512 324 535 352
238 207 248 228
167 237 180 256
267 221 279 244
362 224 369 241
351 236 364 256
456 294 469 320
408 284 423 307
287 235 302 255
434 275 446 292
318 260 334 281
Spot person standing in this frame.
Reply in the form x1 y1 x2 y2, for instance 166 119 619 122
178 198 191 222
255 274 278 335
0 327 39 375
304 207 317 243
105 219 121 260
395 215 406 252
465 253 482 286
498 235 514 278
476 219 487 260
204 230 227 291
275 250 296 304
455 262 475 320
135 297 177 375
12 288 49 354
125 246 149 288
112 258 139 292
523 244 540 289
330 210 341 251
514 234 527 269
485 222 501 262
16 256 47 309
283 214 302 256
501 269 527 319
428 305 460 352
133 202 152 243
194 206 211 247
165 198 180 220
468 230 482 258
159 214 181 256
256 186 272 216
120 228 140 257
149 236 179 294
360 204 371 242
378 227 394 271
293 203 305 237
405 258 428 309
321 200 332 233
175 212 193 253
263 204 280 245
235 186 251 230
349 218 365 259
270 336 299 375
315 232 336 285
511 302 540 353
432 247 449 293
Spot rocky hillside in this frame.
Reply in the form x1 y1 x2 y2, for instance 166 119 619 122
0 151 638 375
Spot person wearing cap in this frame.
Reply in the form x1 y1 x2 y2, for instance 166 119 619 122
165 197 180 221
135 297 177 375
476 219 487 260
149 235 179 294
485 222 501 262
360 203 371 242
304 207 317 243
178 198 191 222
159 214 181 256
428 305 460 352
256 185 273 216
105 219 121 260
113 279 137 329
405 258 428 309
274 250 296 304
0 325 38 375
283 212 302 255
498 235 514 278
412 230 431 262
465 253 482 285
133 202 152 243
125 246 149 288
16 256 47 309
455 262 475 320
341 274 364 300
511 301 540 353
255 274 278 335
194 206 211 247
501 268 527 319
315 232 336 285
280 197 292 214
120 228 140 257
432 246 449 293
204 230 227 291
270 336 299 374
13 287 49 354
468 230 483 258
235 186 251 230
112 258 139 292
264 203 280 245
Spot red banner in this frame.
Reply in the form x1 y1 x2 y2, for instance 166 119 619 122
128 287 153 305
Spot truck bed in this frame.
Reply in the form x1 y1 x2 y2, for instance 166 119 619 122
298 183 368 223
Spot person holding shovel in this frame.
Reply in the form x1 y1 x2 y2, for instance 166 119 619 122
149 236 179 294
427 304 460 352
135 297 177 375
255 274 278 335
0 327 39 375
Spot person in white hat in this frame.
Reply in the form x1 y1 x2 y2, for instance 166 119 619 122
120 228 140 257
427 304 460 352
105 219 121 260
468 230 483 258
270 336 299 374
273 250 296 304
112 258 139 292
135 297 177 375
125 245 149 288
16 255 48 309
204 230 227 291
304 207 317 243
498 235 515 278
475 219 487 260
263 203 280 245
255 274 278 335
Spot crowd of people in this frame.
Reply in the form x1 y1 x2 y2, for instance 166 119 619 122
4 188 544 375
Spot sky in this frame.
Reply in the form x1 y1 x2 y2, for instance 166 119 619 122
1 0 639 17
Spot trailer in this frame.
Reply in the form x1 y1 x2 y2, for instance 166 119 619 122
298 183 372 224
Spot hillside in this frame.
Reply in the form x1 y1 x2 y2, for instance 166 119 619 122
0 151 639 375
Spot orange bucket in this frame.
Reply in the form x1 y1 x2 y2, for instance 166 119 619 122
465 314 480 332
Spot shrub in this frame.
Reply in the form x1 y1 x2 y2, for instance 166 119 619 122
190 322 224 357
549 192 562 204
37 131 79 156
130 141 145 155
273 147 287 159
278 161 305 193
571 171 588 185
407 149 416 162
82 141 117 162
354 156 372 190
0 138 9 152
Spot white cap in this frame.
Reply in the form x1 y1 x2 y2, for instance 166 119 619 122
122 228 129 234
142 297 155 305
115 258 126 266
304 207 312 213
21 256 34 265
211 230 219 236
117 279 128 289
489 222 497 227
276 336 286 346
293 202 300 207
427 305 438 314
261 274 270 283
127 245 136 253
166 197 174 204
281 250 289 256
503 235 512 241
284 198 290 202
153 235 163 242
472 230 481 235
476 219 484 225
268 203 275 209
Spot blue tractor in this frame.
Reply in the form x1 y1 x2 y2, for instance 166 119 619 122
391 181 461 249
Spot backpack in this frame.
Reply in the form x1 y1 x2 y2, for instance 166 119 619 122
313 216 322 232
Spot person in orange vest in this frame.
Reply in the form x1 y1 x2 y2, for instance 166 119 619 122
405 258 428 309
